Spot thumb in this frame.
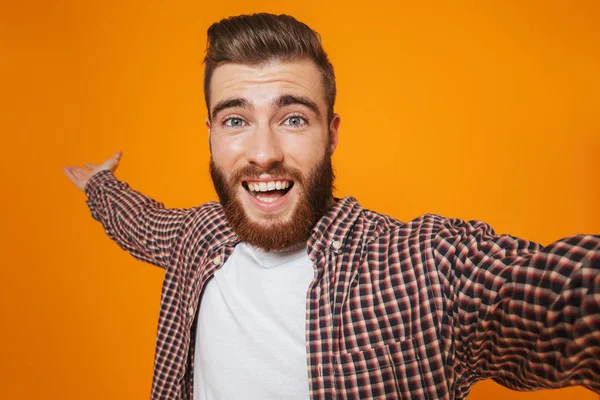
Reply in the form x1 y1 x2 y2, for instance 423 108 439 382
100 151 123 173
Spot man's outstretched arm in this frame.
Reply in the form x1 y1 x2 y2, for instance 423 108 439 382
64 152 189 269
432 218 600 393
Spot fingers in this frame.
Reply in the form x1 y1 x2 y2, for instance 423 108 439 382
63 166 88 191
63 151 123 188
63 166 77 182
69 166 87 179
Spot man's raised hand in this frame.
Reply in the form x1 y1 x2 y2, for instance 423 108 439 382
63 151 122 191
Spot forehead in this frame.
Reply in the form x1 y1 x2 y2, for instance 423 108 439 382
209 59 326 110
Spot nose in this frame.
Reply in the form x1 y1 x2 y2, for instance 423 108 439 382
245 122 284 169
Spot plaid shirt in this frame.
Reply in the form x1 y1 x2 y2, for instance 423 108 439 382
84 170 600 399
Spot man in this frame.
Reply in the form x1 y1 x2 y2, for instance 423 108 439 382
63 13 599 400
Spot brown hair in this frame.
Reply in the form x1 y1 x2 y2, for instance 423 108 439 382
203 13 336 123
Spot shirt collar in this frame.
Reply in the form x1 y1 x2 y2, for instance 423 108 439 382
308 196 362 255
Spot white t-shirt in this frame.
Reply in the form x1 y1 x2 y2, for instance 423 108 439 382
193 242 314 400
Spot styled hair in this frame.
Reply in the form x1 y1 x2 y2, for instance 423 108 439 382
203 13 336 123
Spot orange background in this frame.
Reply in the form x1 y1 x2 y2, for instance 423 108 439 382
1 0 599 399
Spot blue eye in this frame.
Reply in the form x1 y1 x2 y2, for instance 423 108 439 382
284 116 306 127
224 117 246 127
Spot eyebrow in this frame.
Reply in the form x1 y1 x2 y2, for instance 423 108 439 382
210 94 322 121
211 98 251 120
276 95 321 118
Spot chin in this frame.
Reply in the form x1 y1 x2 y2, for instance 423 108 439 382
243 204 295 224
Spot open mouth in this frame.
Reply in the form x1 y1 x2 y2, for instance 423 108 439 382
242 179 295 204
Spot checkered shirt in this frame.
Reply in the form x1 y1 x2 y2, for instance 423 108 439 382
84 170 600 399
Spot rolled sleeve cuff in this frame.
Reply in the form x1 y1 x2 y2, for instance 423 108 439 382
84 170 117 198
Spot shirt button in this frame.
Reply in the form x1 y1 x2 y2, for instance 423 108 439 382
332 240 342 250
212 255 221 265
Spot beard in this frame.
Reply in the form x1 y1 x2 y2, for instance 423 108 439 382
209 152 335 252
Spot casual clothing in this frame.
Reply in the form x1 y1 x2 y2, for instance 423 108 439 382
193 242 312 400
85 170 600 399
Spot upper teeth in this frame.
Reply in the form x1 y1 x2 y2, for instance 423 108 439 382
247 180 291 192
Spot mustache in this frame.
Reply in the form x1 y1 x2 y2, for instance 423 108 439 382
229 162 305 185
209 152 335 252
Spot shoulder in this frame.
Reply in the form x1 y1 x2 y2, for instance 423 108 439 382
182 201 229 233
184 201 238 250
359 206 449 243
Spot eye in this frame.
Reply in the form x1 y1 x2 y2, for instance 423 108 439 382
283 115 307 127
223 117 247 127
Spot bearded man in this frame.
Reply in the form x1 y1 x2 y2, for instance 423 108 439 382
64 12 600 400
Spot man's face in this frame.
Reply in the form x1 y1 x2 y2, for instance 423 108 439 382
208 59 340 251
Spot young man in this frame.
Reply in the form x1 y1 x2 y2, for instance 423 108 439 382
63 13 599 400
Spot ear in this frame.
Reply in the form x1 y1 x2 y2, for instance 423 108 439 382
328 113 341 155
206 118 212 151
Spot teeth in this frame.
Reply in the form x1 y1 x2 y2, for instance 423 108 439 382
246 180 291 192
256 195 277 203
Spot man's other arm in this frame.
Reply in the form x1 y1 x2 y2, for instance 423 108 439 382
64 152 188 269
432 217 600 393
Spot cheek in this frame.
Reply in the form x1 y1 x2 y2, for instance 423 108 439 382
211 135 245 165
282 137 326 172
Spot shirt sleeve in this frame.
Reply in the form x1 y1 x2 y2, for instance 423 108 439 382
432 217 600 393
84 170 189 269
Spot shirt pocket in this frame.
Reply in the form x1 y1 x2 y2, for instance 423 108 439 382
335 337 427 400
